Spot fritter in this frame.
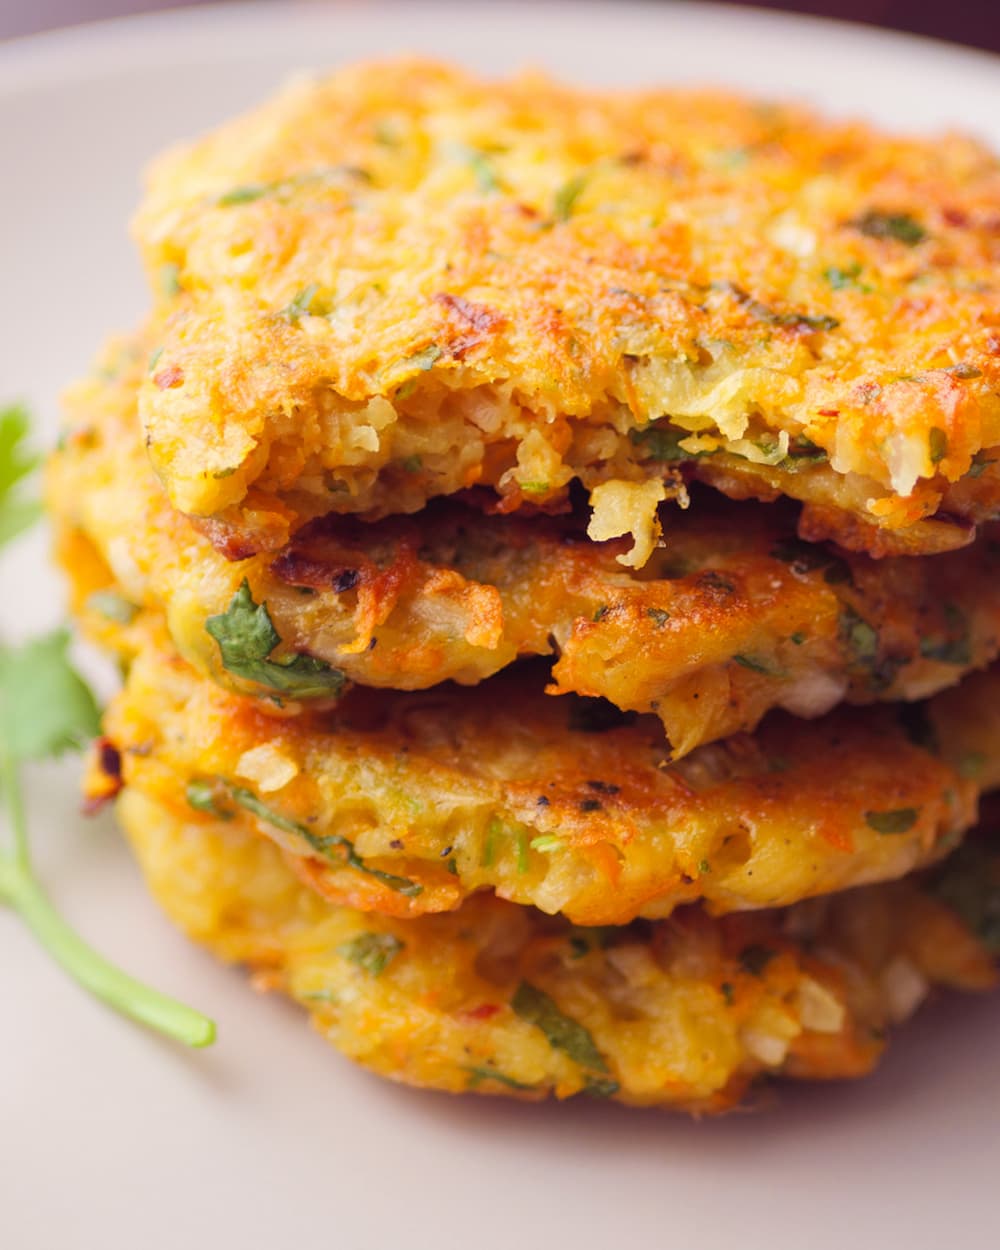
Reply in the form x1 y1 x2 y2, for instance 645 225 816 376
118 786 1000 1111
51 342 1000 759
94 614 1000 925
132 59 1000 560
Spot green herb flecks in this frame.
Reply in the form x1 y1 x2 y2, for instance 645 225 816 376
853 210 927 246
823 262 871 292
928 427 948 465
647 608 671 627
184 778 233 820
205 580 346 700
919 605 971 666
732 653 775 676
216 777 423 897
159 262 181 298
280 283 320 324
216 165 368 207
840 607 879 669
865 807 919 835
932 843 1000 954
0 405 42 547
629 425 703 463
511 981 610 1074
465 1065 537 1092
85 590 138 625
553 174 588 223
338 932 404 977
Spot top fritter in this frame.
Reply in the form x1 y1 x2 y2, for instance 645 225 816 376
134 59 1000 562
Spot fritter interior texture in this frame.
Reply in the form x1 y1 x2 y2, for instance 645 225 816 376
96 616 1000 924
118 787 999 1111
51 344 1000 759
133 60 1000 559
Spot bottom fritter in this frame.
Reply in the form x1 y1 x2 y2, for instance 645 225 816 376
118 786 999 1112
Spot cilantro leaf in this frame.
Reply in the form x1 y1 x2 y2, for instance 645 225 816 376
0 404 42 548
0 630 100 760
338 932 404 977
205 580 346 699
511 981 610 1074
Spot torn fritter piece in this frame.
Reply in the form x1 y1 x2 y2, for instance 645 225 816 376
132 60 1000 558
119 786 1000 1111
50 342 1000 759
96 612 1000 925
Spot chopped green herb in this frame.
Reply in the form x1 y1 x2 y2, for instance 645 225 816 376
932 843 1000 954
582 1077 620 1098
456 147 502 193
520 481 551 496
159 262 181 297
698 859 711 875
790 631 806 645
530 835 564 854
516 830 530 874
0 405 41 547
512 982 610 1073
840 607 879 668
823 262 871 292
721 981 735 1006
147 347 163 374
732 653 773 675
592 605 609 623
465 1065 537 1092
865 808 919 835
338 932 404 977
222 779 422 896
400 455 423 473
629 425 701 462
968 451 994 479
482 817 500 867
739 945 776 977
184 778 233 819
647 608 671 627
205 580 346 699
853 210 926 246
280 283 319 323
779 436 829 470
928 427 948 465
218 183 269 205
950 362 983 380
85 590 138 625
553 174 588 222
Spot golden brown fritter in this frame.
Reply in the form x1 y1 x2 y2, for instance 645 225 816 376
118 786 1000 1111
51 340 1000 759
132 59 1000 560
94 612 1000 925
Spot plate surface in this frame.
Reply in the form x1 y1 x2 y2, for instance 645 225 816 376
2 4 999 1246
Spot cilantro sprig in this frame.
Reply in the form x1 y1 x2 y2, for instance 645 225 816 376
0 405 214 1047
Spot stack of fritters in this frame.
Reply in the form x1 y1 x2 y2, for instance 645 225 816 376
47 60 1000 1110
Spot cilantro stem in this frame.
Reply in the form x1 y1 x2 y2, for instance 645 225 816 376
0 761 215 1048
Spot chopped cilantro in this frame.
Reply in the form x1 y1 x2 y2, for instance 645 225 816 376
928 428 948 465
733 653 773 675
511 982 610 1073
647 608 671 627
629 425 701 462
553 174 588 222
823 262 871 292
221 779 422 896
338 932 404 977
840 607 879 668
184 778 232 820
280 283 319 323
853 210 926 246
530 835 564 853
205 580 346 699
465 1065 537 1092
0 405 41 547
865 808 919 835
582 1076 620 1098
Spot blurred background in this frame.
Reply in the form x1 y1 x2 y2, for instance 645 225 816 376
1 0 998 52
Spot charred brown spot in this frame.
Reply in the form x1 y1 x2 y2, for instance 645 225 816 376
270 547 361 594
434 292 503 359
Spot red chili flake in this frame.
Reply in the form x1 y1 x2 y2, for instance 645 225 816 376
464 1003 501 1021
153 364 184 390
817 408 840 417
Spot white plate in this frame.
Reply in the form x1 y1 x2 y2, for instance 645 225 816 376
2 4 999 1246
